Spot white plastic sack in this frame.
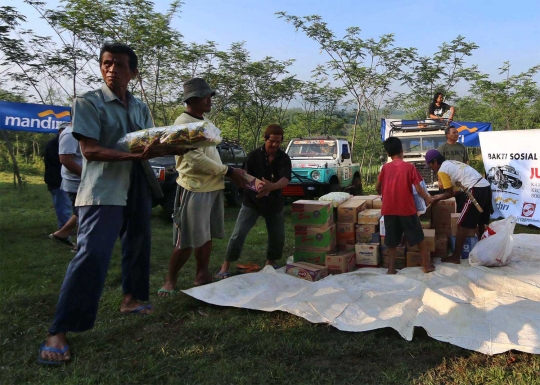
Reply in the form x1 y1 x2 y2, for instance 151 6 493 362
469 216 517 267
318 192 351 208
412 180 429 215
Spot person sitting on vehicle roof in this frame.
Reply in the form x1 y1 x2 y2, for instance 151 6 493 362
429 92 455 122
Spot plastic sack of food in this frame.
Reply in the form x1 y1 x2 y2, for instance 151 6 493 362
469 216 517 267
117 121 222 153
412 180 429 215
318 192 351 208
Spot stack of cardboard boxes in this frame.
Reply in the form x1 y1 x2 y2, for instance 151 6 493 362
450 213 479 258
355 202 382 267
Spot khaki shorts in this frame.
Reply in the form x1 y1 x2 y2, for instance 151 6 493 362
174 188 224 249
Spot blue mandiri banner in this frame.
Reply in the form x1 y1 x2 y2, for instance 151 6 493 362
381 119 492 147
0 100 71 134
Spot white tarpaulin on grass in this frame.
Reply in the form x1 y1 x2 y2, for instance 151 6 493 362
184 234 540 355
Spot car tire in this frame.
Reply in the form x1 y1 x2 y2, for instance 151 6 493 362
330 183 341 192
227 183 243 207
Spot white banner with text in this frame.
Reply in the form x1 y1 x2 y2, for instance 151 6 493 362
479 129 540 227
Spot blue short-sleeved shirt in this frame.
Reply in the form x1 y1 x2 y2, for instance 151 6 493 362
73 84 153 206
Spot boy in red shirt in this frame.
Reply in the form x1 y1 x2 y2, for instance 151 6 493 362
376 137 434 274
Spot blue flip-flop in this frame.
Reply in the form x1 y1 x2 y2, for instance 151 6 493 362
37 341 71 366
214 271 231 280
272 264 281 269
121 304 153 315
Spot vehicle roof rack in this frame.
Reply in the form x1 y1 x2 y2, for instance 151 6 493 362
293 136 347 141
220 137 242 148
389 120 448 133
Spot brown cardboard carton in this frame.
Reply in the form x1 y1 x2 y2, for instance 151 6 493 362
406 251 424 267
325 251 356 274
242 173 265 192
293 248 328 265
407 229 435 252
433 233 449 259
382 256 406 269
420 217 431 229
432 198 456 226
350 195 379 209
355 224 379 243
358 209 382 225
294 224 336 251
450 213 477 237
354 243 380 267
337 243 355 252
372 197 382 209
291 200 333 226
286 262 329 282
434 223 453 237
380 243 406 258
336 222 357 246
337 199 366 223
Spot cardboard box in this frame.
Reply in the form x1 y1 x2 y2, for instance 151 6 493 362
291 200 333 226
432 198 456 227
242 173 264 192
406 251 424 267
325 251 356 274
337 243 355 252
355 224 379 243
354 243 380 267
294 224 336 251
450 213 478 237
372 197 382 209
419 217 431 229
336 222 357 246
380 243 406 258
407 229 436 252
358 209 382 225
433 233 449 259
450 235 479 259
350 195 379 209
337 199 366 223
286 262 329 282
293 248 327 265
434 223 452 237
382 256 406 269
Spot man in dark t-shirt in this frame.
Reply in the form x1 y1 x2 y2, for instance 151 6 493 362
437 126 468 212
429 92 455 121
214 124 292 279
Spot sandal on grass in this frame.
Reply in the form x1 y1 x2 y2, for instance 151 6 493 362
121 304 153 315
49 233 74 248
157 288 177 296
37 342 71 366
214 271 231 280
236 263 260 274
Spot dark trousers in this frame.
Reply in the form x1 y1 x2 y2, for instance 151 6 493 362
49 163 152 334
226 205 285 262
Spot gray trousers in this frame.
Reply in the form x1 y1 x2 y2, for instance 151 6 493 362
226 205 285 262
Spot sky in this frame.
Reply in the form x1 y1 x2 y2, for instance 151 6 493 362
12 0 540 97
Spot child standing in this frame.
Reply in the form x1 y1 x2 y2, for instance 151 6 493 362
376 137 434 274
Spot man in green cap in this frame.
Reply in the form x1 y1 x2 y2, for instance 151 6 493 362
158 78 245 296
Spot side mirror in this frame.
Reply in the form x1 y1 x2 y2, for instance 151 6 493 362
341 153 351 160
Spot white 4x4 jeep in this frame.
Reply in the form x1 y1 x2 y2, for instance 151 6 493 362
283 136 362 199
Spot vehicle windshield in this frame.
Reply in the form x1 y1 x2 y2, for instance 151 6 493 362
401 136 447 153
287 140 337 157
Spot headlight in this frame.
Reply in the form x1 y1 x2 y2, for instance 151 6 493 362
311 170 320 181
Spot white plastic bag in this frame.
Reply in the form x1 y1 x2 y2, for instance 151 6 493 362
469 216 517 267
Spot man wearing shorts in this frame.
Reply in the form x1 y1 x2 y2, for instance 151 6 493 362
158 78 245 296
425 149 492 264
377 137 434 274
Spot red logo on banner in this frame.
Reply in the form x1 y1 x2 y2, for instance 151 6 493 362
522 203 536 217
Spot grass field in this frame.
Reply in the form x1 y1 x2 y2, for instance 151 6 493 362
2 171 540 384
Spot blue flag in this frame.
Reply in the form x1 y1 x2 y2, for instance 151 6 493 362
0 101 71 134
